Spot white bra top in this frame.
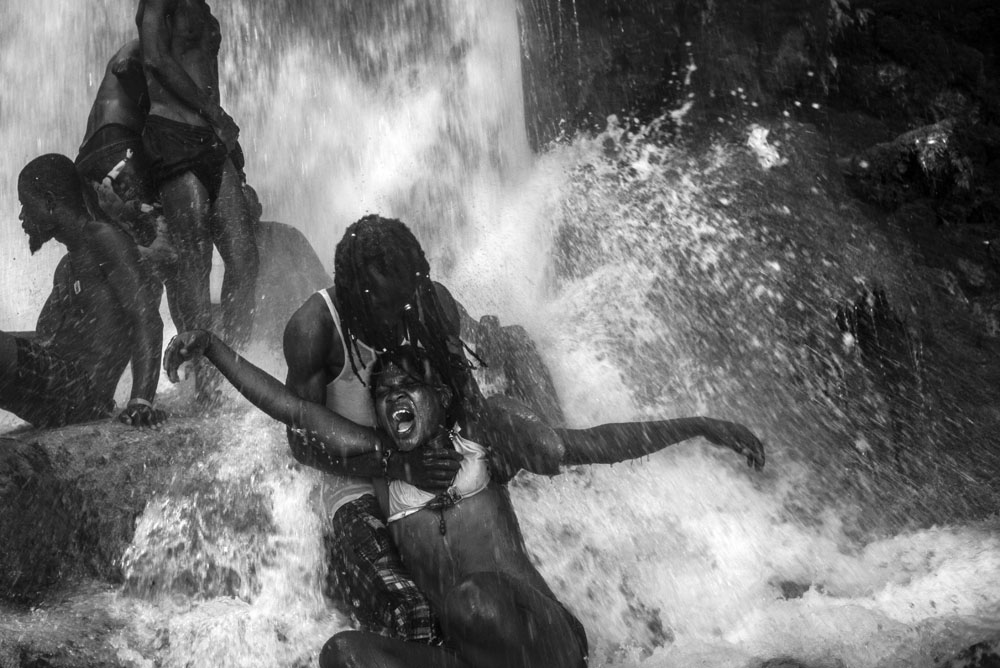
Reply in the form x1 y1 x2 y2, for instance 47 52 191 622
387 430 490 523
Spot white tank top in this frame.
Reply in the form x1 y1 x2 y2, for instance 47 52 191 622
316 289 376 513
387 430 490 523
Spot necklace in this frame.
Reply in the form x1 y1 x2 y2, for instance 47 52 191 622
425 429 459 535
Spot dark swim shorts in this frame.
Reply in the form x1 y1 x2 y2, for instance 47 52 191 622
326 494 442 644
76 124 156 204
0 338 115 429
142 114 245 201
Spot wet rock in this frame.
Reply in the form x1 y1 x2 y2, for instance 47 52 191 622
835 288 926 461
460 312 565 426
755 660 845 668
253 221 333 348
121 473 274 602
840 119 975 208
833 2 999 127
940 639 1000 668
0 585 135 668
0 420 228 604
775 580 814 600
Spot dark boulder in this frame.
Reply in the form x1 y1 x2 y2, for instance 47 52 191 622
253 221 333 347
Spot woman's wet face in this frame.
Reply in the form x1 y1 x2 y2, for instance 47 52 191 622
373 358 447 451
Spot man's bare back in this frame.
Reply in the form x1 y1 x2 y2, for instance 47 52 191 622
79 40 148 150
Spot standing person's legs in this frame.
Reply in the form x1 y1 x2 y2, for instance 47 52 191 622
211 158 258 348
159 172 213 334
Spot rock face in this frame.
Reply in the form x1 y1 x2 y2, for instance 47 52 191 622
459 310 565 427
0 421 233 603
520 0 832 146
253 220 333 348
0 416 281 667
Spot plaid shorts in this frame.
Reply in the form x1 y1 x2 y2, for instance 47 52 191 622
0 338 113 428
325 494 441 644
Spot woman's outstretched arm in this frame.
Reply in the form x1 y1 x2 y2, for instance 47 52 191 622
164 330 384 458
556 417 765 470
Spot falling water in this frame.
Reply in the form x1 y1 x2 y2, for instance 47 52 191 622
2 1 999 667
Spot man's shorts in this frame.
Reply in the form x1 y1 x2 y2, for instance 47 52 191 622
325 494 441 644
0 338 114 429
142 115 245 202
76 124 155 204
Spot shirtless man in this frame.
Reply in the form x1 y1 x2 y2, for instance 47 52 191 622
75 39 156 219
0 154 165 429
137 0 258 351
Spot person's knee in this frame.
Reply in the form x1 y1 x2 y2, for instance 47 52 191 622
319 631 366 668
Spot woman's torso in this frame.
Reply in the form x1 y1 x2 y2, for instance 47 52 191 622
388 482 554 609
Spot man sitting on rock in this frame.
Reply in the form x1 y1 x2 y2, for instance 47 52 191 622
0 154 166 429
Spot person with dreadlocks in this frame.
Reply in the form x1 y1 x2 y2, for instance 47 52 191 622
162 336 765 668
280 215 490 643
164 215 558 643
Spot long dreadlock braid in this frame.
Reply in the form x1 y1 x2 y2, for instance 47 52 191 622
333 215 483 421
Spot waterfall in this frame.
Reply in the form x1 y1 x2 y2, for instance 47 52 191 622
2 2 999 667
0 0 530 327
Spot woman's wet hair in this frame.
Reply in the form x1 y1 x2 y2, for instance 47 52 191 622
334 214 482 419
18 154 87 211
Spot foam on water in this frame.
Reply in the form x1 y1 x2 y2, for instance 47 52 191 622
111 413 348 667
2 2 999 666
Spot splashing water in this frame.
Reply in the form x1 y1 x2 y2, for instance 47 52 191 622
2 1 999 666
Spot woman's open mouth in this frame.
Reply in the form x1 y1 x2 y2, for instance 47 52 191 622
391 407 415 435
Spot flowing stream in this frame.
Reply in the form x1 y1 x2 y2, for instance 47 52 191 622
1 2 999 667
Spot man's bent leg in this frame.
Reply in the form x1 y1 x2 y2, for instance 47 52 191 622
320 631 469 668
441 572 588 668
0 337 114 428
159 172 213 333
211 158 258 348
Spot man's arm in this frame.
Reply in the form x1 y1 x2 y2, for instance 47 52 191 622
139 0 237 146
281 296 461 487
281 299 383 471
556 417 765 470
91 225 164 424
167 329 385 458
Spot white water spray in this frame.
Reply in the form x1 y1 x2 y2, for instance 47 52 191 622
1 2 998 666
